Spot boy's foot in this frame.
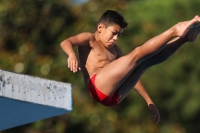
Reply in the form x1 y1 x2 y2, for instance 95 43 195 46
185 26 200 42
190 22 200 28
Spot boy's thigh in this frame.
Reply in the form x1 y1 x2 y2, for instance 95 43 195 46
94 55 138 96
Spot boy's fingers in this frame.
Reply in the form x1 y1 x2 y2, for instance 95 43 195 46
156 112 160 123
68 59 72 69
156 115 160 123
72 62 76 72
72 61 79 72
67 60 70 68
151 108 160 123
68 62 74 72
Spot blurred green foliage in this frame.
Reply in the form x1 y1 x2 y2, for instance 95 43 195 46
0 0 200 133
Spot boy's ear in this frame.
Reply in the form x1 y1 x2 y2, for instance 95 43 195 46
97 23 105 33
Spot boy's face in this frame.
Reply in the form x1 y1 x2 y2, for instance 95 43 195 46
97 23 123 48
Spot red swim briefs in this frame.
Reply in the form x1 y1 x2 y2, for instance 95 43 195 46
88 74 119 106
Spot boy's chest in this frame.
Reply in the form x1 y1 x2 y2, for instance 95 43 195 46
92 46 117 62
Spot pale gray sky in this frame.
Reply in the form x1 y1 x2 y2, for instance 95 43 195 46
74 0 88 5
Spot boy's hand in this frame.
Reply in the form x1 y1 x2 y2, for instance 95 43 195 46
148 104 160 123
67 53 81 73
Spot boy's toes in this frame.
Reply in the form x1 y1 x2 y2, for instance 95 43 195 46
195 15 199 18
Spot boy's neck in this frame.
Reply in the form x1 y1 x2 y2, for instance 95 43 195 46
94 32 105 47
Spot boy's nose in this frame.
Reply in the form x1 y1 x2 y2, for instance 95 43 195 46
113 35 118 41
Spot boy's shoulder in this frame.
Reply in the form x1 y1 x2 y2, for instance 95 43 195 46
80 32 93 38
78 32 95 42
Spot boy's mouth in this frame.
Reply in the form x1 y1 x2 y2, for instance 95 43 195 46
108 41 114 45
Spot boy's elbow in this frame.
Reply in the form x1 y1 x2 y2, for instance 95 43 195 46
60 39 69 49
60 41 65 49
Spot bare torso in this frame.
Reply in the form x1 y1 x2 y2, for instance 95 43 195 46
78 34 119 86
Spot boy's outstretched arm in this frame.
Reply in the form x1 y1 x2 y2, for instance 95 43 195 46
60 32 93 73
134 80 160 123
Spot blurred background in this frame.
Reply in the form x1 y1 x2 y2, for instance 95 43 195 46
0 0 200 133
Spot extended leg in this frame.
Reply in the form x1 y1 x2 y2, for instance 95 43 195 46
117 26 200 102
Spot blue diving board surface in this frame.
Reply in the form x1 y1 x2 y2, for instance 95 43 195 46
0 69 72 131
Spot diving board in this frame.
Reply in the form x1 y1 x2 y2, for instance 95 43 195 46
0 69 72 131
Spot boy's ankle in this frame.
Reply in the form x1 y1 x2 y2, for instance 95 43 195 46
167 26 177 37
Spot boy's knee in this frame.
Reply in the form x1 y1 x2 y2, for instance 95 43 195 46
129 47 144 64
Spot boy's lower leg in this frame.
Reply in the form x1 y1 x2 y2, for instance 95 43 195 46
145 26 200 67
132 17 200 63
117 26 200 101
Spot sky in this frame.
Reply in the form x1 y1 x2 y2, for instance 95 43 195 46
73 0 88 5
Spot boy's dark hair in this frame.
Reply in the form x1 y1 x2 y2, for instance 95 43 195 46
98 10 128 28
